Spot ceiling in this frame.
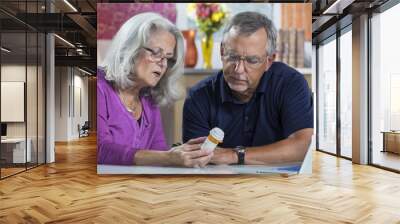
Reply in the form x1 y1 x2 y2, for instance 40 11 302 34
0 0 96 74
311 0 390 44
1 0 395 73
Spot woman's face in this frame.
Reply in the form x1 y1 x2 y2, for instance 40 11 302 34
133 29 176 88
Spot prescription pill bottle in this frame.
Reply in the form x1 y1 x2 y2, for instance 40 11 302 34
201 127 224 153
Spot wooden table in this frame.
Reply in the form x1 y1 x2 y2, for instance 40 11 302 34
97 163 302 175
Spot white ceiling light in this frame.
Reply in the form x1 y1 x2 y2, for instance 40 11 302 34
63 0 78 12
1 47 11 53
323 0 355 15
78 68 93 76
76 48 84 55
54 34 75 48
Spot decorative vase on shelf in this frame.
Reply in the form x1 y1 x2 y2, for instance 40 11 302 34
182 29 198 68
201 33 213 69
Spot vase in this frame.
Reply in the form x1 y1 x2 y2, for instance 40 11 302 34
201 33 213 69
182 30 198 68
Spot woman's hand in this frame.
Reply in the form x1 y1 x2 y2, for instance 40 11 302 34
168 137 213 168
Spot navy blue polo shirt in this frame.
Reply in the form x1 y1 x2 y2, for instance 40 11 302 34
182 62 313 148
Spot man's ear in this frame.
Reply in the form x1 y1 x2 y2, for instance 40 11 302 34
269 53 276 62
264 53 276 71
220 43 224 56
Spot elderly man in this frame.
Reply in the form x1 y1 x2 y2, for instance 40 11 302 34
183 11 313 165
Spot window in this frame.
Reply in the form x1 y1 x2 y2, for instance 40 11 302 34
0 1 47 179
371 2 400 171
317 37 337 154
340 28 352 158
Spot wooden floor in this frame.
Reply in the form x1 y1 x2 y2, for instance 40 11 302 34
1 135 400 223
1 167 26 178
1 163 46 178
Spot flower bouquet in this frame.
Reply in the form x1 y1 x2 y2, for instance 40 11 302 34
188 3 227 69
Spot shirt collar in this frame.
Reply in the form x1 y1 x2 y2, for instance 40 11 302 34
255 65 273 93
219 70 236 103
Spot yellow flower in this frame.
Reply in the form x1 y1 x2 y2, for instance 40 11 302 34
212 12 224 23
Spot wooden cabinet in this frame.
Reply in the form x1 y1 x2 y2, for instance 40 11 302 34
382 132 400 154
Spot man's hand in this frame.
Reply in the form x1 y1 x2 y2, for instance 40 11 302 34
210 128 313 165
244 128 313 165
209 147 237 165
168 137 213 168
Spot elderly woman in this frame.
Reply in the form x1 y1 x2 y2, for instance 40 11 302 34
98 12 211 167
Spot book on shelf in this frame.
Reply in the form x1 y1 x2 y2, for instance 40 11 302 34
296 29 305 68
281 29 290 65
288 28 297 67
276 29 284 62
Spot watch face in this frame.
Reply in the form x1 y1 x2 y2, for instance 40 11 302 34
236 146 245 153
236 146 245 165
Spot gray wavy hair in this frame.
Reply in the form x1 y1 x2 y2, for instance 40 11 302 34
222 11 277 56
101 12 184 106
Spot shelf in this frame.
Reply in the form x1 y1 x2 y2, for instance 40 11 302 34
184 67 312 76
184 68 220 76
296 68 312 75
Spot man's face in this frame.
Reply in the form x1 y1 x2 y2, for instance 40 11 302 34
221 27 274 95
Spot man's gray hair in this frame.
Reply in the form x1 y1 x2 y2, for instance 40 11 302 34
222 11 277 56
101 12 184 106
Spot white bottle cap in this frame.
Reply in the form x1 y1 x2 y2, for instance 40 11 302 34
210 127 224 142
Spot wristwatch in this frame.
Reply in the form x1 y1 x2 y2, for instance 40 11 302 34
235 146 246 165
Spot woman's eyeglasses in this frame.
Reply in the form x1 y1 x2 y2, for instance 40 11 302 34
143 47 176 69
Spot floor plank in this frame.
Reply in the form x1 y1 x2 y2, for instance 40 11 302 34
0 134 399 223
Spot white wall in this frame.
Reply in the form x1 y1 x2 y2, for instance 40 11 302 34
55 66 68 141
1 65 36 137
72 73 89 138
54 67 89 141
1 65 26 81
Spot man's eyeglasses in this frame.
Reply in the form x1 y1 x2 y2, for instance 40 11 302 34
143 47 176 69
222 53 268 70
